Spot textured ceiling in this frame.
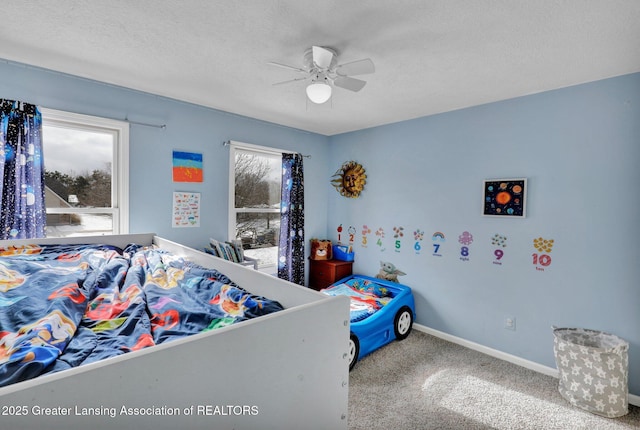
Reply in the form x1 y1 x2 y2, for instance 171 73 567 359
2 1 640 135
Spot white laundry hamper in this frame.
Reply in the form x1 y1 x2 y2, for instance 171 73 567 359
552 327 629 418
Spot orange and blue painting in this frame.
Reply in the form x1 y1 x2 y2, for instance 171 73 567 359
172 150 203 182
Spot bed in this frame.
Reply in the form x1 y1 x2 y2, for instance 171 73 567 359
321 275 415 370
0 234 350 430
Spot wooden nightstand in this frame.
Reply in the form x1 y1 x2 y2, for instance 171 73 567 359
308 259 353 291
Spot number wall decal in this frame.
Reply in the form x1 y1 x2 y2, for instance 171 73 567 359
361 225 371 248
375 227 386 252
413 229 424 254
393 226 404 253
491 233 507 265
432 232 445 257
532 237 554 271
458 231 473 262
347 225 356 245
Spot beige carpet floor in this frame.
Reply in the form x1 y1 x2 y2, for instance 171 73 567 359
348 330 640 430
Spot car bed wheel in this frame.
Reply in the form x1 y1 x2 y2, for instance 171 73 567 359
348 333 359 371
394 306 413 340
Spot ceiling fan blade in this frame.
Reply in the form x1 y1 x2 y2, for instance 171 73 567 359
335 58 375 76
273 77 309 86
267 61 307 73
312 46 334 69
334 76 367 92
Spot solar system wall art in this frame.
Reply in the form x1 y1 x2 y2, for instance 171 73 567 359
483 178 527 217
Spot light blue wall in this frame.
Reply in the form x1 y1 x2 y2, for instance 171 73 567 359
328 72 640 395
0 60 331 251
2 58 638 395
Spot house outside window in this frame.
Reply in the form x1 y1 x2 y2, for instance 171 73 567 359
228 142 282 269
41 108 129 237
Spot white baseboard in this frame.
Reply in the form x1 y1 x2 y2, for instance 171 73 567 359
413 323 640 407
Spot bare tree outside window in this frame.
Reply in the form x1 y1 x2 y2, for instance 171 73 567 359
233 150 281 268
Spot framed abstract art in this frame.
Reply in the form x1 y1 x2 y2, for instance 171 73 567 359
483 178 527 217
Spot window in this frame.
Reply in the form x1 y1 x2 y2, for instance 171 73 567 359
41 108 129 237
228 142 282 269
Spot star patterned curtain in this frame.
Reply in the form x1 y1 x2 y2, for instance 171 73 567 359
277 153 304 285
0 99 46 239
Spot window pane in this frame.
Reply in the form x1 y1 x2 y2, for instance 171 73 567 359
43 125 113 208
234 151 281 209
46 213 113 238
236 212 279 268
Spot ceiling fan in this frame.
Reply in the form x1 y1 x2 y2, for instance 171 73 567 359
269 46 375 104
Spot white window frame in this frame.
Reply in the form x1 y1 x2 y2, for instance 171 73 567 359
41 108 130 235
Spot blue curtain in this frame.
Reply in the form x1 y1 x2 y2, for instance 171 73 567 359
277 153 304 285
0 99 46 239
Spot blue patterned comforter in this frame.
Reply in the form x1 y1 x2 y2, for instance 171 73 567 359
0 243 283 387
321 277 392 322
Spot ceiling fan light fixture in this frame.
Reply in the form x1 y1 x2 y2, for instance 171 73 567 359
306 82 332 104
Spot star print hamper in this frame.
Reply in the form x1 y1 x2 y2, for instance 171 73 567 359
552 327 629 417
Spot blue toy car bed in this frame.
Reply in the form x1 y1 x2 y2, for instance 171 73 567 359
321 275 416 370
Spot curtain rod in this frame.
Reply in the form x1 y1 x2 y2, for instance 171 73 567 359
125 117 166 129
222 140 310 158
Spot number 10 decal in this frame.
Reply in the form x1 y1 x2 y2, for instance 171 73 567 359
532 237 554 271
532 253 551 266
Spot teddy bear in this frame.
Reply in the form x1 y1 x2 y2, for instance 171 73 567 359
310 239 332 260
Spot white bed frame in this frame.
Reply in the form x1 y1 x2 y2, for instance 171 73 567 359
0 234 350 430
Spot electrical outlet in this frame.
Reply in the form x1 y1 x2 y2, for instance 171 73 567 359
504 316 516 331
